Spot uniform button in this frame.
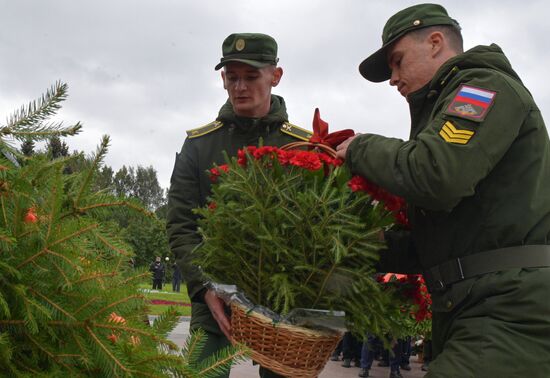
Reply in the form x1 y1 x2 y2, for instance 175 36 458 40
446 300 453 309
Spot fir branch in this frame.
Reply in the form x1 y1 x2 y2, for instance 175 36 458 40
0 196 7 226
182 329 205 365
121 272 150 285
198 347 248 378
92 231 131 257
16 249 47 269
25 332 75 372
48 223 99 248
17 248 78 270
74 135 109 207
3 81 77 135
93 323 177 349
28 288 77 321
0 320 25 325
73 296 100 315
87 294 143 321
85 325 130 373
44 167 61 242
52 260 71 288
71 271 117 286
2 122 83 141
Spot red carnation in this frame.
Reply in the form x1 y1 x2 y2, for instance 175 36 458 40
289 151 323 171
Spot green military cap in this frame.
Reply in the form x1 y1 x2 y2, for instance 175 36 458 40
359 3 460 82
214 33 279 70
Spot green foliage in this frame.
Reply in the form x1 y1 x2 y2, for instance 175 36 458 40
112 165 165 211
122 215 171 267
0 81 81 152
194 148 406 337
0 83 245 376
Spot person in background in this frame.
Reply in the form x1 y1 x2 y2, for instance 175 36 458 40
336 3 550 377
341 331 362 368
149 256 165 290
172 262 182 292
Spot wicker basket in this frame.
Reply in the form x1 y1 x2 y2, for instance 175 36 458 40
280 141 337 158
230 302 342 378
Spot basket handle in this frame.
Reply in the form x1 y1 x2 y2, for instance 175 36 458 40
280 141 337 158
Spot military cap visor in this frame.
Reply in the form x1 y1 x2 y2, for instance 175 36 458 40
215 57 275 70
215 33 279 70
359 3 460 82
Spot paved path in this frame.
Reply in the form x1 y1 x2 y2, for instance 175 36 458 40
164 317 426 378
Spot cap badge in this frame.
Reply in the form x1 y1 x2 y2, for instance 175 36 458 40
235 39 245 51
413 19 421 26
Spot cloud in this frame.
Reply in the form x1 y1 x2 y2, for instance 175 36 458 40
0 0 548 189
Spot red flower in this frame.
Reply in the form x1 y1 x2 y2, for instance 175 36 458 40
276 149 292 165
347 176 409 226
208 201 217 211
237 149 248 166
317 153 343 167
289 151 322 171
348 176 367 192
209 164 229 183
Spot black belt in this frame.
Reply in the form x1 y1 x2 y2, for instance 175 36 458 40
424 245 550 292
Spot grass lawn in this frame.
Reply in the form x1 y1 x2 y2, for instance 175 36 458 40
138 283 192 316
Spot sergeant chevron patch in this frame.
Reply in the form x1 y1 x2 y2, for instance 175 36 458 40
439 121 474 144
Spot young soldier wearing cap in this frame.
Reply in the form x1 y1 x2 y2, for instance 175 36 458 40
336 3 550 378
166 33 311 378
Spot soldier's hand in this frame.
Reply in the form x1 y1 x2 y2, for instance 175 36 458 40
335 134 360 160
204 289 232 340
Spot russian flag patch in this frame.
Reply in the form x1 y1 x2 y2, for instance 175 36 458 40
445 85 497 122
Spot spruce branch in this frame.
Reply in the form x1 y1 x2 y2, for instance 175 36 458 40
85 325 130 374
92 230 131 257
87 294 144 321
73 296 100 316
121 271 150 285
2 81 82 141
48 223 99 248
28 288 77 321
71 271 117 286
74 135 109 207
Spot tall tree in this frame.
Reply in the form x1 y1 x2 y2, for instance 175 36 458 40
47 135 69 158
20 139 35 156
134 165 165 211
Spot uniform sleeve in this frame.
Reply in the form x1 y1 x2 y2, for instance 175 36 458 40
347 74 530 211
166 139 207 300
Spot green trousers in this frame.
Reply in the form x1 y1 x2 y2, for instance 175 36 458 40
426 268 550 378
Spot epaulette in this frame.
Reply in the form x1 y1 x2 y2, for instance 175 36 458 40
186 120 224 138
280 122 313 142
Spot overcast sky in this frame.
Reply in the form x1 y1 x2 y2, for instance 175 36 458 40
1 0 548 189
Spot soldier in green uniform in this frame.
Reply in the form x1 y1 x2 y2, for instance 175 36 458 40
166 33 312 378
336 4 550 378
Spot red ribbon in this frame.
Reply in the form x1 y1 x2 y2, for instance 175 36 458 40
309 108 355 149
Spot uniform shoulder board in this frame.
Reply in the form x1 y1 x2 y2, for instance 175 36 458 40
186 120 224 138
280 122 313 142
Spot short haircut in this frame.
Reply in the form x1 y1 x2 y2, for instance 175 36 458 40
409 24 464 53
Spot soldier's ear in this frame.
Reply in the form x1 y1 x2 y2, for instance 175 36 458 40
221 70 227 90
271 67 283 87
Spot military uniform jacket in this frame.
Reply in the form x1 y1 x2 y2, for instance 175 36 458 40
166 95 311 330
347 44 550 284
